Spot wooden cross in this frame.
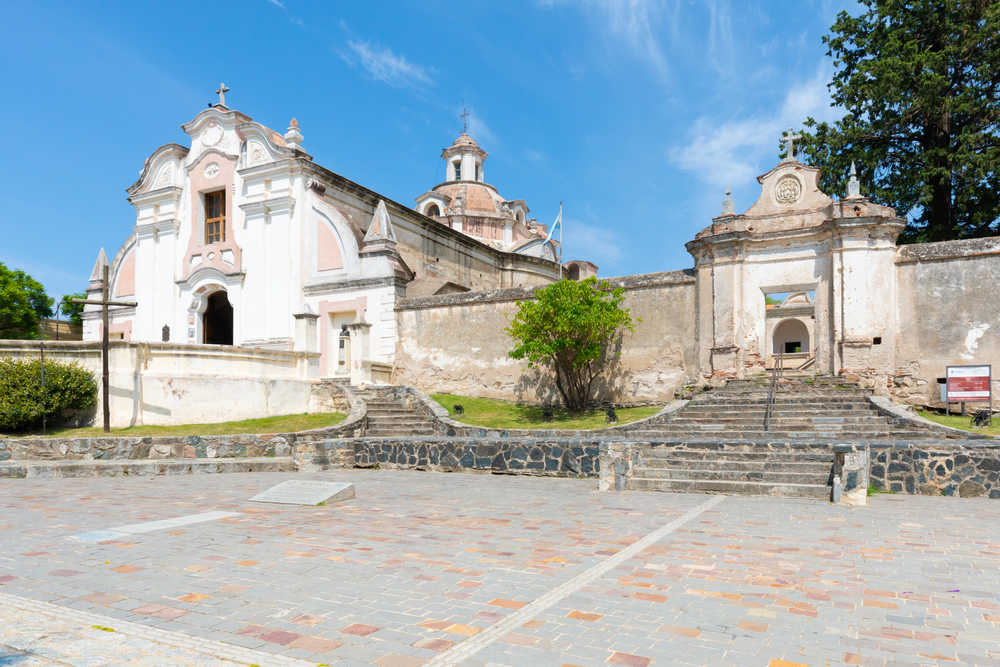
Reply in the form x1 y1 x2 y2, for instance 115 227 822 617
460 102 469 133
781 127 802 161
216 82 230 107
71 264 136 433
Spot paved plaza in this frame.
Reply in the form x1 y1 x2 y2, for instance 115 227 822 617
1 470 999 666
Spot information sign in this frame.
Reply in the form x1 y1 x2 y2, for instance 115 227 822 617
946 365 991 403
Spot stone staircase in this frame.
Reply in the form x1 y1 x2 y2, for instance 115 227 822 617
351 386 440 437
622 375 935 441
628 442 833 498
617 375 938 498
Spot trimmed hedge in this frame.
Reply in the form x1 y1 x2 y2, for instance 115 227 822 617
0 357 97 432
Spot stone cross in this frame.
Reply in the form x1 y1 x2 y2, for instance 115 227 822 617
781 128 802 161
216 82 230 107
70 265 137 432
460 102 470 133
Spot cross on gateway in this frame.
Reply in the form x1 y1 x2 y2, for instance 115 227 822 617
216 82 230 107
781 128 802 161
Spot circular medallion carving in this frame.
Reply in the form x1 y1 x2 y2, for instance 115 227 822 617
775 175 802 204
204 162 220 179
203 120 223 146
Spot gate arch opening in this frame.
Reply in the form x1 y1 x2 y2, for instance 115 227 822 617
203 290 233 345
772 318 809 354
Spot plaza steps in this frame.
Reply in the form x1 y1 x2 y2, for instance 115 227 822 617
620 375 936 441
352 386 440 437
628 442 833 499
617 375 936 499
0 456 296 479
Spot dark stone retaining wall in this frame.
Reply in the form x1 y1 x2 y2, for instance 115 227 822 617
869 442 1000 498
350 437 601 477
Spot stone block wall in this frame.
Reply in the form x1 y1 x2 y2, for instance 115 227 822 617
393 270 698 405
351 437 601 477
869 442 1000 498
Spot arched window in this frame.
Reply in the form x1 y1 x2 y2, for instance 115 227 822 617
426 204 440 217
567 264 580 281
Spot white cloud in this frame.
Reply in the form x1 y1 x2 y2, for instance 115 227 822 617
265 0 285 9
668 63 839 188
465 107 496 145
540 0 673 77
561 218 623 266
342 40 434 88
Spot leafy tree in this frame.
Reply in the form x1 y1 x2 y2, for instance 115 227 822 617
507 278 635 412
0 263 53 339
60 291 88 327
794 0 1000 242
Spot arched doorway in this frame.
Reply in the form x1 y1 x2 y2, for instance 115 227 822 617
203 291 233 345
772 318 809 354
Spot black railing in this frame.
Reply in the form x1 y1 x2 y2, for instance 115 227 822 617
763 353 784 432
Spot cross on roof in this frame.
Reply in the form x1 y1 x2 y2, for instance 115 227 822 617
460 102 470 133
216 82 230 107
781 127 802 161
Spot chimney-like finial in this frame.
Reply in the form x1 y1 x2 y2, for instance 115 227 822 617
721 187 735 215
284 118 304 149
846 161 861 198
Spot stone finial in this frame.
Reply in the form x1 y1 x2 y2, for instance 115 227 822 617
89 248 109 282
284 118 304 150
721 187 735 216
846 161 861 198
364 199 397 243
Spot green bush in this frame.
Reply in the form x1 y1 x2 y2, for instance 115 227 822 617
0 357 97 432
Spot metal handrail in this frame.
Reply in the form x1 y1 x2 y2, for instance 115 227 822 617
763 353 784 432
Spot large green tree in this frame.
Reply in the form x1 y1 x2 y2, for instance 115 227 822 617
60 291 88 327
507 277 635 412
0 262 53 339
795 0 1000 242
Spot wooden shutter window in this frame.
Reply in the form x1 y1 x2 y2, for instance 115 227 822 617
205 191 226 244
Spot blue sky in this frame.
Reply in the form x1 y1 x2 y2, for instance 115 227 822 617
0 0 859 303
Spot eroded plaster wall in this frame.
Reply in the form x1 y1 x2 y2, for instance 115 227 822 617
893 238 1000 405
393 271 699 405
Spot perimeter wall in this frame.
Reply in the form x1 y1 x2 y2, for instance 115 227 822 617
393 270 699 405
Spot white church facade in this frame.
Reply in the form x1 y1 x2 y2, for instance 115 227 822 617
83 89 578 383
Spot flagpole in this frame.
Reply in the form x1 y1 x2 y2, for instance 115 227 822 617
558 201 563 280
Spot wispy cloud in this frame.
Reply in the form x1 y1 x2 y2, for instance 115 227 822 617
465 106 496 145
562 218 623 266
265 0 285 9
540 0 673 77
668 63 839 188
342 40 434 88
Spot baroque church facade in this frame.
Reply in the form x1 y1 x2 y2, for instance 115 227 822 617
83 91 586 380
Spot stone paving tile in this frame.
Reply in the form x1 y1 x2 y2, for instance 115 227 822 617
1 470 999 665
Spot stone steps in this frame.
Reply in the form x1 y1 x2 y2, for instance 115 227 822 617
629 477 830 499
640 458 831 472
0 457 296 479
640 449 832 462
635 468 829 484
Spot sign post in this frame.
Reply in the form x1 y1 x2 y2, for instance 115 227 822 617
945 364 992 422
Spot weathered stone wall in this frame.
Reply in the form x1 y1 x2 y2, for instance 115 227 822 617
869 442 1000 498
393 270 698 405
894 237 1000 405
351 437 600 476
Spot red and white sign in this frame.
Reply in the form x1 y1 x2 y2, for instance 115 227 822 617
946 365 991 402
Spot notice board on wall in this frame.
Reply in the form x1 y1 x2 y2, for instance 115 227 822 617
946 365 992 403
